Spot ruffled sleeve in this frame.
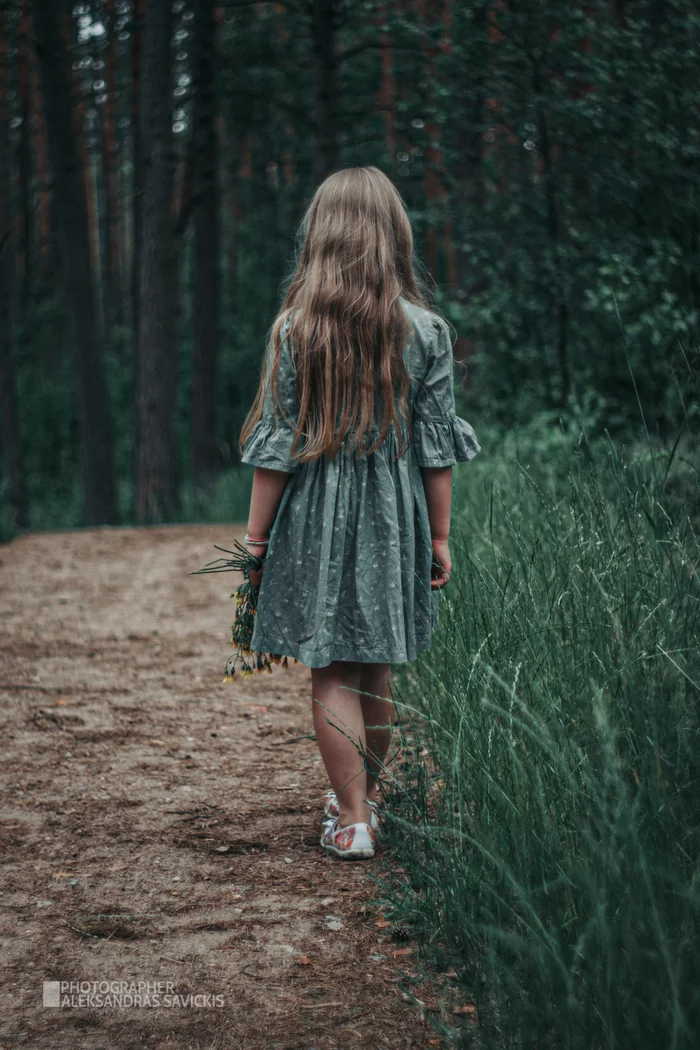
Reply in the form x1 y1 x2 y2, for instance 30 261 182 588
240 418 301 473
412 318 481 468
240 324 303 474
413 416 481 468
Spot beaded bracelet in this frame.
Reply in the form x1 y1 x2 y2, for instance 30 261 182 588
244 533 269 546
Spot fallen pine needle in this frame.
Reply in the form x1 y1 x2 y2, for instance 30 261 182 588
299 1001 345 1009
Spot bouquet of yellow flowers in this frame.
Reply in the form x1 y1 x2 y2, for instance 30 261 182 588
189 538 297 681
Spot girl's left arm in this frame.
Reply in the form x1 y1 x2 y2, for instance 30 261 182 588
246 466 292 584
247 466 290 541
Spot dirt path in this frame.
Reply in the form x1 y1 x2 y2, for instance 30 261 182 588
0 525 447 1050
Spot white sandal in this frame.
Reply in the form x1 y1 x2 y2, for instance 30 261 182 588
320 816 376 859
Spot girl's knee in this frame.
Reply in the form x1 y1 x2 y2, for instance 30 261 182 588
360 661 391 682
313 659 353 677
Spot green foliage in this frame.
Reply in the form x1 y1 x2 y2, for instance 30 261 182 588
178 466 253 525
13 298 81 528
427 0 700 432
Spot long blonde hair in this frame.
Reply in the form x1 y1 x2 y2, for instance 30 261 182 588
239 166 429 464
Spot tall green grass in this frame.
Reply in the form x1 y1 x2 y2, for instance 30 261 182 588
380 424 700 1049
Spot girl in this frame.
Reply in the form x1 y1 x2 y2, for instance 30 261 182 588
238 166 480 861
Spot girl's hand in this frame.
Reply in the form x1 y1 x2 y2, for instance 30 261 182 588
430 538 452 590
246 544 267 587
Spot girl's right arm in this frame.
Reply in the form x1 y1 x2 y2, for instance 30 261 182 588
420 465 452 589
412 317 480 590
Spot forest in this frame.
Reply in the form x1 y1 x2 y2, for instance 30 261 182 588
2 4 700 1047
0 0 697 533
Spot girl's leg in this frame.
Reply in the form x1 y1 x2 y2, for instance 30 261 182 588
312 660 373 829
359 663 395 804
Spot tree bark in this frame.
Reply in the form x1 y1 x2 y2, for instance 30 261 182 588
312 0 339 185
100 0 122 337
421 0 455 286
17 0 32 315
135 0 179 522
28 13 54 291
131 0 144 340
65 11 102 333
33 0 118 526
0 5 28 531
192 0 221 484
218 111 239 308
454 2 487 288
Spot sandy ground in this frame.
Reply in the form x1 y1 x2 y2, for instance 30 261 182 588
0 524 455 1050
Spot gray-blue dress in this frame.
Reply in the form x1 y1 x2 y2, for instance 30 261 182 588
240 297 481 668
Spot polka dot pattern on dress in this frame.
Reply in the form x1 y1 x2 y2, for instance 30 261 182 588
240 298 481 668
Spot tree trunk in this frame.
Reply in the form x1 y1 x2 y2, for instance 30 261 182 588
100 0 121 337
218 111 239 307
135 0 179 522
131 0 144 340
0 5 28 531
65 11 102 335
439 0 457 288
312 0 339 185
129 0 144 521
454 2 486 289
33 0 118 526
28 14 54 291
421 0 455 286
192 0 221 484
17 0 33 315
226 159 239 311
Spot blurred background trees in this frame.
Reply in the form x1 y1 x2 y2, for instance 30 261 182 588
0 0 698 533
